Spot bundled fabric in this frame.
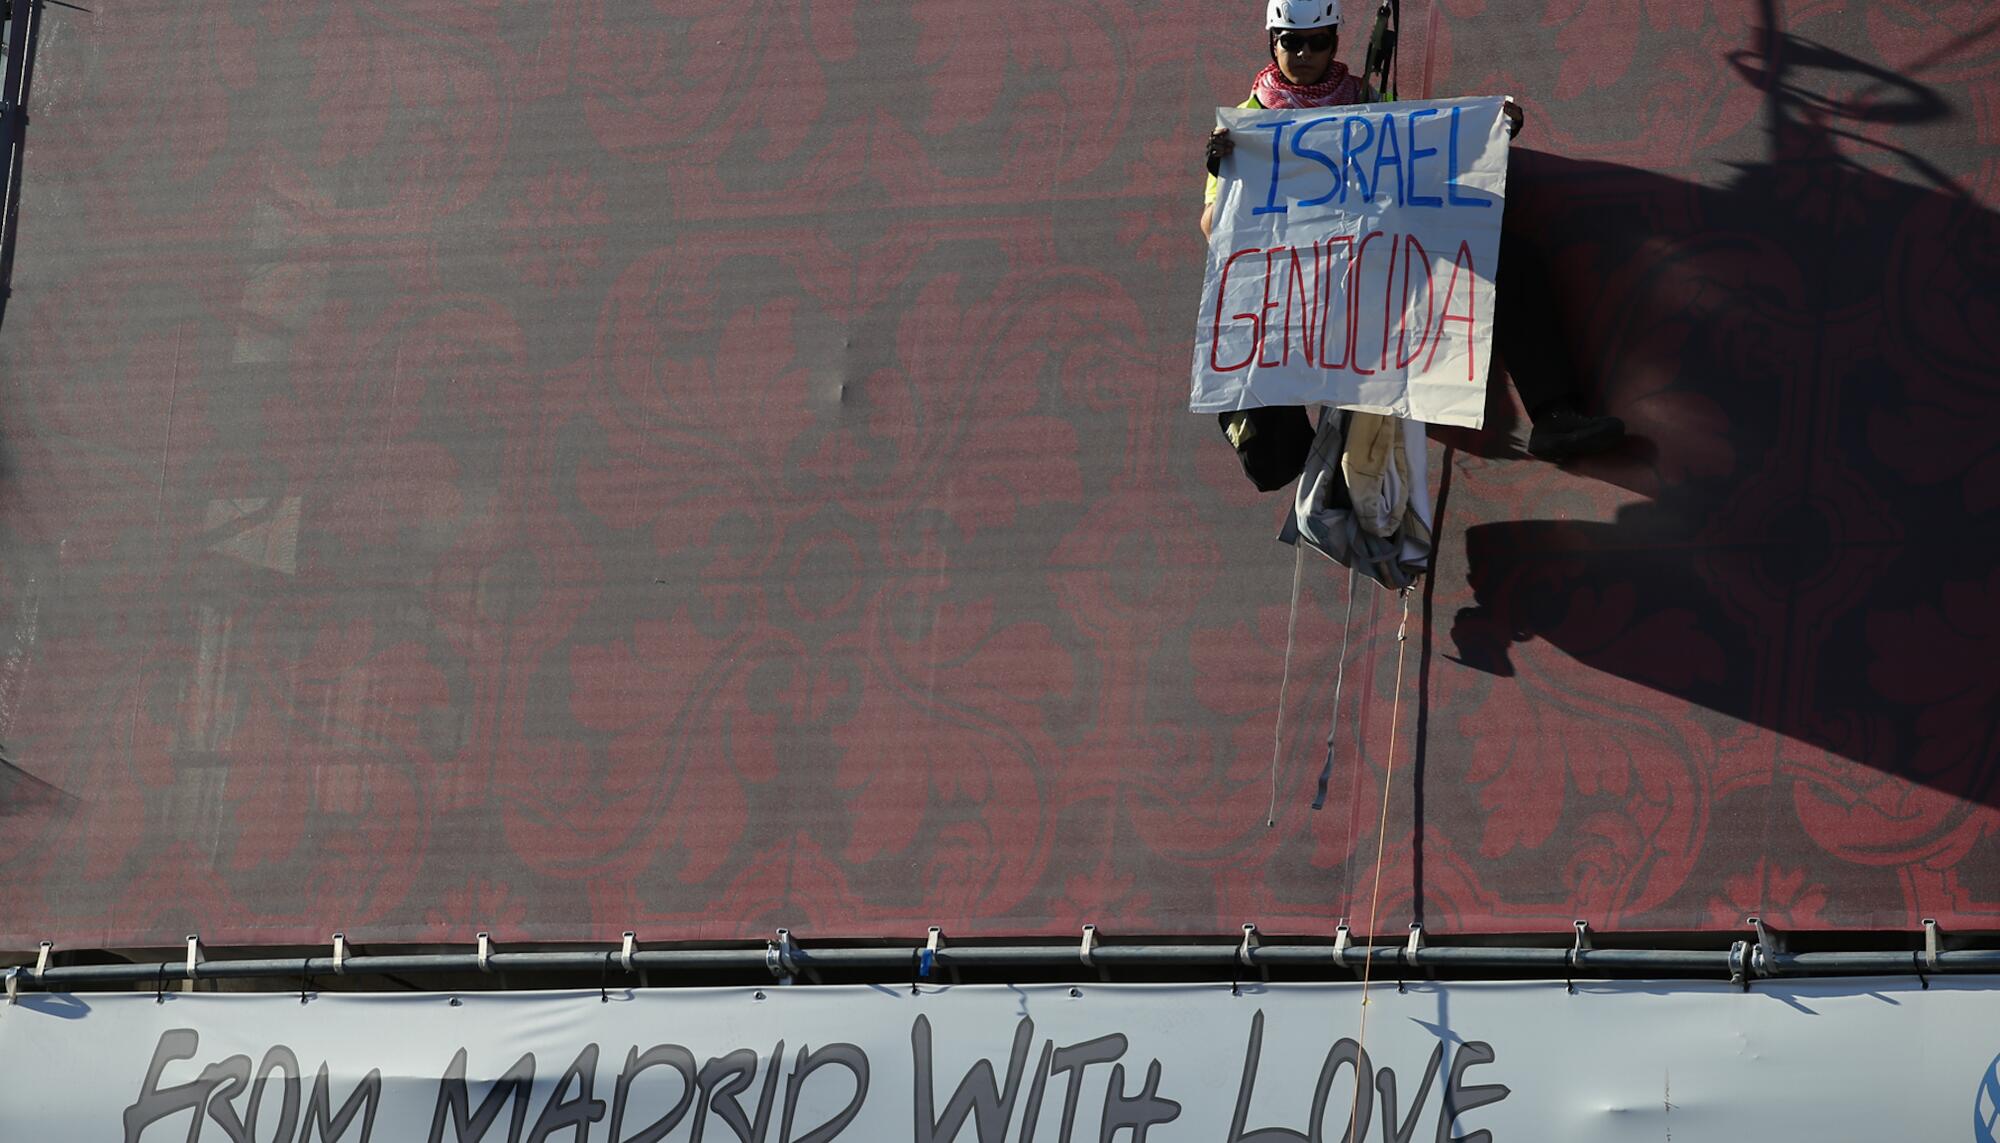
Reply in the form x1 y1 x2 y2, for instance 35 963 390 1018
1340 410 1411 538
1282 408 1433 589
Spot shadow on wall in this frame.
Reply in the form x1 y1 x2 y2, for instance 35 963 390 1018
0 0 43 332
1441 9 2000 805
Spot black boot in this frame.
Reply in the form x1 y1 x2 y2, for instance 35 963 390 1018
1527 403 1624 461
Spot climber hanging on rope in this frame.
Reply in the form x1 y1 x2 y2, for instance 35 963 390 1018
1196 2 1631 838
1200 0 1626 486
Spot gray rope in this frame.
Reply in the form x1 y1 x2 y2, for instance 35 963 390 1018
1312 561 1360 811
1266 541 1308 827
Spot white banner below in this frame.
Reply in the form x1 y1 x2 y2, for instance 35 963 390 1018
1190 97 1510 429
3 979 1999 1141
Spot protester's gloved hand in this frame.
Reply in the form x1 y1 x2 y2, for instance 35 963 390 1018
1502 98 1524 139
1205 128 1234 176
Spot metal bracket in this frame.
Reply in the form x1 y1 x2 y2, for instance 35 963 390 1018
4 966 18 1005
1748 914 1781 950
1405 922 1425 966
183 934 203 992
34 940 51 979
1078 924 1097 967
1746 915 1781 977
1923 918 1941 974
621 931 638 975
330 932 348 975
1332 923 1352 970
919 926 943 979
1238 923 1260 968
1232 923 1267 991
1729 939 1751 989
767 929 799 984
476 932 493 973
1570 920 1591 970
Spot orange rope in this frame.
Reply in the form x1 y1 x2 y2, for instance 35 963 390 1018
1349 585 1412 1141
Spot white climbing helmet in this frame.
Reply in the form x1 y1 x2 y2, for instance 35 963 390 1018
1267 0 1340 29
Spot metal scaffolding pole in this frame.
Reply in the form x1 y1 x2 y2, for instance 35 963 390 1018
10 932 1996 993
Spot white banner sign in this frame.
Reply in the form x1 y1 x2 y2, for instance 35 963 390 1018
4 979 2000 1141
1190 97 1510 429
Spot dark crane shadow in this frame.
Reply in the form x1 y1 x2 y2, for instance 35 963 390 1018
0 0 48 333
1435 3 2000 812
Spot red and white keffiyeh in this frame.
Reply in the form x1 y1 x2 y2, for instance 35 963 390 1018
1249 61 1366 109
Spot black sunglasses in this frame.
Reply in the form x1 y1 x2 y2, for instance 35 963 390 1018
1275 29 1336 54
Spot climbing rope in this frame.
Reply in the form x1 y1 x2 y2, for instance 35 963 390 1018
1312 561 1361 812
1337 577 1381 918
1349 584 1414 1141
1266 541 1309 827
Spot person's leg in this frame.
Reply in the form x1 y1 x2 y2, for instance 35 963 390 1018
1494 224 1625 459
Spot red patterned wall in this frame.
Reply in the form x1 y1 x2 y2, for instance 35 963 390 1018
0 0 1993 947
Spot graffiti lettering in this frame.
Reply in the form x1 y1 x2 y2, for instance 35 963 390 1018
123 1030 379 1143
121 1013 1495 1143
1228 1011 1509 1143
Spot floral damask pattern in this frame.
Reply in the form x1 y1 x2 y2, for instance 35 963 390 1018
0 0 1993 948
